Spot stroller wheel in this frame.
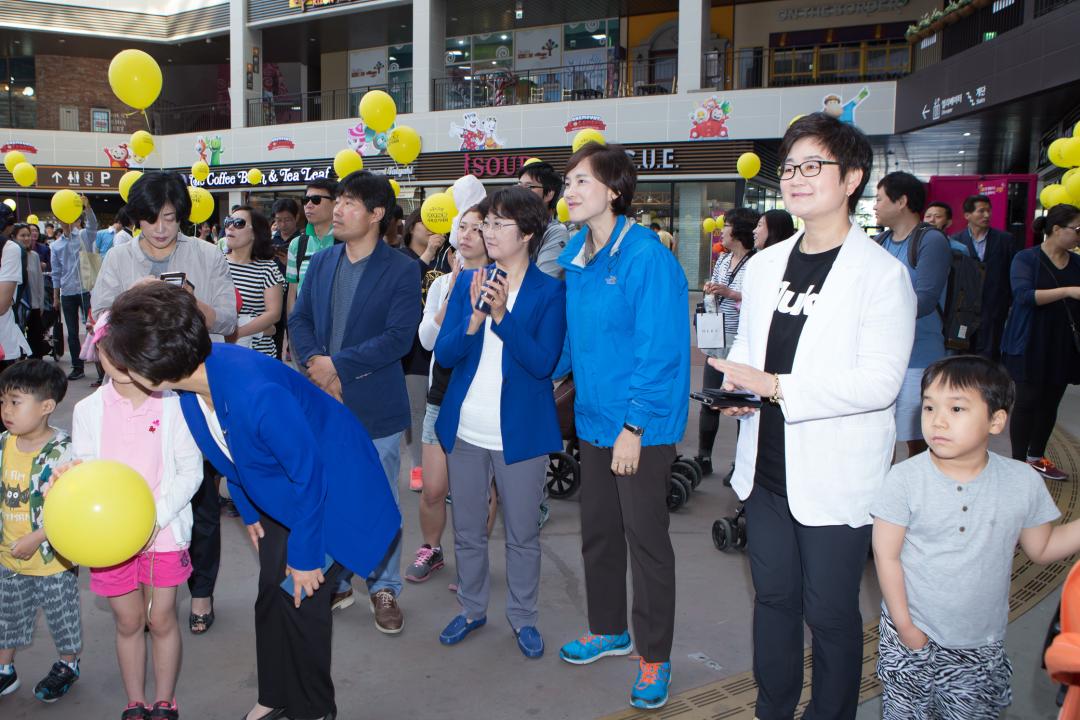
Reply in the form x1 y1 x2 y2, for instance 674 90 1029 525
666 476 688 512
682 457 704 488
672 472 692 501
546 451 580 499
733 514 748 550
712 518 732 551
672 461 700 491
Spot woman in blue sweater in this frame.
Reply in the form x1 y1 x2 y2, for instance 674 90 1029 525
554 142 690 710
434 187 566 658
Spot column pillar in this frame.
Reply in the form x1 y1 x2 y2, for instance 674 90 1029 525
676 0 710 94
412 0 446 113
230 0 262 128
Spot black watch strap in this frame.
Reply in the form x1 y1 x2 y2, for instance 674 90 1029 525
623 422 645 437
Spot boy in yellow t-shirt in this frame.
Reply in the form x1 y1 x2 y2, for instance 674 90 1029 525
0 360 79 704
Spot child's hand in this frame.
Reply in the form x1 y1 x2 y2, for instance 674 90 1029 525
41 460 83 496
10 532 44 560
899 625 929 652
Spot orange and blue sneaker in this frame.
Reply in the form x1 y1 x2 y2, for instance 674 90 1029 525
558 631 632 665
630 659 671 709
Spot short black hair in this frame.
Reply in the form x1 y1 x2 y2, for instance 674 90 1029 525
564 142 637 217
1033 203 1080 238
116 206 132 229
306 178 339 196
779 112 873 214
926 201 952 221
921 355 1015 417
233 205 275 261
761 209 796 248
271 198 299 217
877 172 926 216
126 171 192 225
336 171 395 236
963 194 991 214
477 186 551 256
517 161 562 210
726 207 761 251
649 222 661 231
99 283 212 386
0 359 67 404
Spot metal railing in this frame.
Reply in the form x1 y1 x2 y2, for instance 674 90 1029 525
1034 0 1076 16
913 0 1026 71
246 83 412 127
432 57 676 111
147 101 230 134
703 40 912 90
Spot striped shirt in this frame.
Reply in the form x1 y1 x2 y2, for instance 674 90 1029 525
227 258 285 357
709 251 753 338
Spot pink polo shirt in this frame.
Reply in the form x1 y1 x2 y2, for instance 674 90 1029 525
99 382 178 552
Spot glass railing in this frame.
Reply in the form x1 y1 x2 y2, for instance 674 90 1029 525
704 40 912 90
245 83 412 127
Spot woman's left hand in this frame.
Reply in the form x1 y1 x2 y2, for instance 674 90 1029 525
286 566 325 608
708 358 776 399
484 273 510 323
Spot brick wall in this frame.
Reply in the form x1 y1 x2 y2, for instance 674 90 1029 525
35 54 137 134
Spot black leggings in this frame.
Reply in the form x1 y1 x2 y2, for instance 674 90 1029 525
1010 380 1068 461
697 360 724 457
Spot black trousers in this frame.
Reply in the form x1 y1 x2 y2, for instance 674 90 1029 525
26 309 51 359
578 440 676 663
698 361 725 457
187 461 221 599
1010 379 1068 461
59 292 89 370
256 514 339 719
744 485 871 720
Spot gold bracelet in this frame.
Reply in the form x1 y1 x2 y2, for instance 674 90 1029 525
769 374 782 405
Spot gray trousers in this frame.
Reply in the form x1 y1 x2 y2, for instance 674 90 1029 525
446 438 547 630
404 374 428 469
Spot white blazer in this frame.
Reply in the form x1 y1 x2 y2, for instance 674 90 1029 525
727 224 916 528
72 386 204 547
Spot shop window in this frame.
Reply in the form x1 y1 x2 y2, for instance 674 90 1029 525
0 56 36 130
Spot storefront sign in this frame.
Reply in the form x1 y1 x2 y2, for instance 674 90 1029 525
777 0 909 21
180 158 415 189
1 141 38 155
267 137 295 151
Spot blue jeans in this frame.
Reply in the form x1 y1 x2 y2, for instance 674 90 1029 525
336 431 403 596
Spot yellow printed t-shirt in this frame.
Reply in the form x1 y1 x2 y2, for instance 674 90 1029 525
0 437 71 575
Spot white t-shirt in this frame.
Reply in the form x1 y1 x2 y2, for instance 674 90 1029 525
457 289 519 451
0 241 30 360
197 395 233 462
112 229 134 248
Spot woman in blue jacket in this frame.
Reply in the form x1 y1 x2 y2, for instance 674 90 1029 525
434 187 566 658
100 282 399 720
554 142 690 710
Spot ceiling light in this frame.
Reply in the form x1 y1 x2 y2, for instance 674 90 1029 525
491 61 497 65
591 34 607 40
957 150 964 154
956 163 963 167
458 39 465 45
963 132 971 136
22 86 33 96
389 56 396 61
500 35 508 40
290 105 301 110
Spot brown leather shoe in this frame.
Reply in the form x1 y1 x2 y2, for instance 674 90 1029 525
369 589 404 634
330 588 354 611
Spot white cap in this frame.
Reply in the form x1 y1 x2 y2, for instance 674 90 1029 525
447 175 488 248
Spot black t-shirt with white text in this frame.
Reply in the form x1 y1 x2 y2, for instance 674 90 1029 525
754 243 842 497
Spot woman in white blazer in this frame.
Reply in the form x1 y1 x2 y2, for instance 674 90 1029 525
710 113 916 720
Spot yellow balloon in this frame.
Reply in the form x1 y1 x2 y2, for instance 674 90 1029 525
334 149 364 179
359 89 398 134
572 129 606 153
420 193 455 235
130 130 154 159
1065 168 1079 185
26 214 39 225
247 168 263 185
43 460 156 568
191 160 210 182
108 49 163 110
1063 138 1080 168
556 197 570 223
3 150 25 174
703 218 717 233
1040 184 1071 209
1075 121 1080 138
119 170 143 202
1049 138 1071 169
737 152 762 180
51 190 83 224
716 215 725 230
788 114 804 127
2 199 14 211
389 179 400 198
188 186 214 224
387 126 422 166
523 157 543 168
1066 172 1080 205
12 162 36 188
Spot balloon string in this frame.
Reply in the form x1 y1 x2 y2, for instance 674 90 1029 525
146 550 155 626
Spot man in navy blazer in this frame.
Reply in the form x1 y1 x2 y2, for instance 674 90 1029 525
951 194 1019 359
289 170 421 634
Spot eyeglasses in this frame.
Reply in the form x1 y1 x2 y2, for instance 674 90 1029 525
303 195 332 206
518 182 544 192
223 216 247 229
481 220 518 232
778 160 842 181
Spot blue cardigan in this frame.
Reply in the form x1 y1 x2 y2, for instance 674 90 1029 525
179 344 401 574
434 263 566 464
288 240 421 439
1001 247 1080 357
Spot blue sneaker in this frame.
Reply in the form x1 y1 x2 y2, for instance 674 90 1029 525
439 614 486 645
630 659 671 709
558 631 633 665
515 626 544 658
33 661 78 703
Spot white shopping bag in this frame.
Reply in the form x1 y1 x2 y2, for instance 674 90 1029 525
696 306 727 358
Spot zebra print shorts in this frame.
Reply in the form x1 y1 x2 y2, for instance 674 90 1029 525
877 608 1012 719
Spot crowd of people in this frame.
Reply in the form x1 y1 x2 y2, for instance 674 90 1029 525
0 111 1079 720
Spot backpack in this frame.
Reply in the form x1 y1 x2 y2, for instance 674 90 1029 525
0 236 31 329
877 223 985 351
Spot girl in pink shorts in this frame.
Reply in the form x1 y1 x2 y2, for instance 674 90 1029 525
71 318 203 720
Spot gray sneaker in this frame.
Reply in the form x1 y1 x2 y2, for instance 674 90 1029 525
404 545 444 583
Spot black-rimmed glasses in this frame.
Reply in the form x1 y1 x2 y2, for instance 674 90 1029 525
778 160 842 181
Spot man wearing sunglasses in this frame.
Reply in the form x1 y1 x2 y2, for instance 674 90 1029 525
285 179 339 337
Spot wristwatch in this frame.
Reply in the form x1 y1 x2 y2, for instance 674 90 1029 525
623 423 645 437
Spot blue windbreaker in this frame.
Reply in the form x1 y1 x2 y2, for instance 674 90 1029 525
555 216 689 448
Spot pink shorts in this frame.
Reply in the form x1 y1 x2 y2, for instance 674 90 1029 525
89 550 192 597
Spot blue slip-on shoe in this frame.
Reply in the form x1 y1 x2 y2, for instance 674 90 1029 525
558 631 633 665
439 614 486 645
630 659 672 710
515 626 544 658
